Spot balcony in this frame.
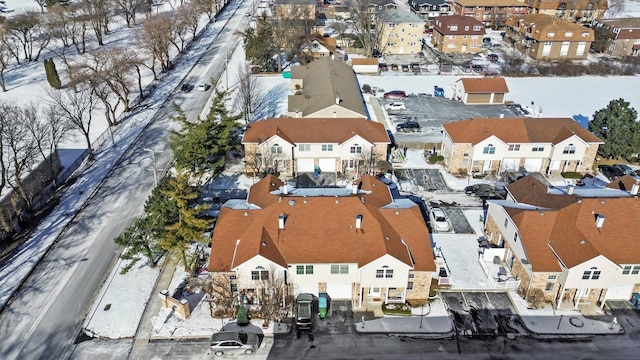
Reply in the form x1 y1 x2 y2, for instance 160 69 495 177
478 246 520 290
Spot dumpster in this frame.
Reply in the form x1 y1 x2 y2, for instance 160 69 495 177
318 293 330 319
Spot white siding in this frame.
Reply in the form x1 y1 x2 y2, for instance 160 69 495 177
564 255 618 289
234 255 286 289
359 254 411 289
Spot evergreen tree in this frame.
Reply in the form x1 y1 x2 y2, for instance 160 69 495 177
169 92 241 178
159 172 211 270
589 98 640 160
114 176 178 273
44 58 61 89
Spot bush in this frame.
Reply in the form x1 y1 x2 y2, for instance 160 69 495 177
561 172 583 179
236 304 250 326
427 155 444 164
362 84 371 94
381 302 412 315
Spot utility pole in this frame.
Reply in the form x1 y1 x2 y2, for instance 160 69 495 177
144 148 158 186
225 48 229 91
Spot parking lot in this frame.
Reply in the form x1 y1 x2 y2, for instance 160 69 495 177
377 95 519 144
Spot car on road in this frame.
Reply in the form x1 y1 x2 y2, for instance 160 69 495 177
430 207 450 232
396 121 421 133
385 102 406 112
598 165 624 181
384 90 407 99
210 331 260 356
464 184 506 199
295 293 316 331
613 164 640 180
180 84 193 92
197 84 208 91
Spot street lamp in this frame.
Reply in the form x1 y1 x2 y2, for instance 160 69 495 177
143 148 158 187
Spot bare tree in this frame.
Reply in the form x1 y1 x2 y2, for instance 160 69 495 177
170 9 189 53
180 1 201 40
1 104 41 207
234 65 265 124
0 28 14 92
5 11 51 62
46 87 99 159
115 0 146 27
348 0 376 57
199 273 236 318
254 265 288 325
82 0 117 46
138 13 174 72
194 0 219 22
29 105 73 188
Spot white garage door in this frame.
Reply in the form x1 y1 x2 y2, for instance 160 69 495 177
502 159 519 172
606 285 633 300
297 158 314 172
318 158 336 172
293 283 317 296
326 282 353 299
524 158 543 172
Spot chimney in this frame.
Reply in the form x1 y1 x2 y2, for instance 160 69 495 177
499 113 504 118
595 214 605 228
567 184 575 195
278 214 286 229
336 96 340 105
355 214 363 229
352 185 358 194
632 183 639 195
283 183 288 194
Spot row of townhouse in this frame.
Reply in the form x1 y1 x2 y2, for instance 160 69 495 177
484 175 640 309
207 174 436 308
441 117 602 176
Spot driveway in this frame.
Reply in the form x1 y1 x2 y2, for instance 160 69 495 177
443 291 526 338
393 168 449 192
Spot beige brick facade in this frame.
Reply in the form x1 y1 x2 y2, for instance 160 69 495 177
447 143 473 174
484 217 501 245
406 271 432 304
582 144 599 172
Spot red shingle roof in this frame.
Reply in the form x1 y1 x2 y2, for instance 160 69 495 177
443 118 602 145
208 175 435 272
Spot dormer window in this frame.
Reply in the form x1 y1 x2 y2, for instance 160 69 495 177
563 144 576 154
483 144 496 154
350 144 362 153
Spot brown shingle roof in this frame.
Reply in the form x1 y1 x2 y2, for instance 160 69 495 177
288 57 367 118
443 118 602 145
606 175 640 192
433 15 485 36
506 207 562 272
454 0 523 6
505 14 595 42
507 175 576 209
351 58 379 65
457 77 509 93
242 118 390 145
208 175 435 272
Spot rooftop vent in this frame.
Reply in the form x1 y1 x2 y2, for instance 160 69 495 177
356 214 363 229
288 199 296 206
278 214 286 230
567 184 575 196
283 184 288 194
595 214 605 228
632 183 639 196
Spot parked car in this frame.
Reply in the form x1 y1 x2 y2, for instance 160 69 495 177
613 164 640 180
197 83 208 91
489 43 502 50
209 331 260 356
482 37 492 45
488 54 499 62
390 63 399 71
464 184 506 199
471 64 484 73
385 102 406 112
430 207 450 232
180 83 193 92
598 165 624 181
401 64 410 72
294 293 316 331
396 121 421 133
378 63 389 71
410 63 420 72
383 90 407 99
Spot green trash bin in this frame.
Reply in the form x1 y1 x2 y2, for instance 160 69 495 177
282 71 291 78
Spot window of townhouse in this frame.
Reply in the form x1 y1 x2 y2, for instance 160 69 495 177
582 267 601 280
532 145 544 152
376 266 394 278
297 265 314 274
331 264 349 274
482 144 496 154
562 144 576 154
251 267 269 280
321 144 333 151
350 144 362 153
622 265 640 275
271 144 283 154
508 144 520 151
298 144 310 151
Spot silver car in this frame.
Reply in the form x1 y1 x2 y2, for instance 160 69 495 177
210 331 260 356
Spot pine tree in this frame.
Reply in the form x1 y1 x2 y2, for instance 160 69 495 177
49 58 61 89
159 172 211 270
589 98 640 160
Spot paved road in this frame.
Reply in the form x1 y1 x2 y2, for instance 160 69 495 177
0 2 252 359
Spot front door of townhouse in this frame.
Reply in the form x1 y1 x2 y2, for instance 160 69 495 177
368 287 380 297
